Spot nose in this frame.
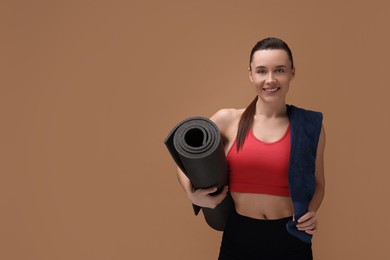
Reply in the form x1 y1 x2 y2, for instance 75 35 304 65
265 72 276 84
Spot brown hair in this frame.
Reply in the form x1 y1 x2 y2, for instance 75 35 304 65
236 37 294 151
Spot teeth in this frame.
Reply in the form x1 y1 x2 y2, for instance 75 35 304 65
264 87 279 92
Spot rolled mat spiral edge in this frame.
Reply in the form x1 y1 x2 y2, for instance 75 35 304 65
164 117 234 231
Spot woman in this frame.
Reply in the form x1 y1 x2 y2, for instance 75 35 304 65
176 37 325 259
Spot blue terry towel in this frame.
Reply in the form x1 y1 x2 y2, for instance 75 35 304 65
286 105 323 243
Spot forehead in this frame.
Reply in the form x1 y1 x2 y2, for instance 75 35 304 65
251 49 291 68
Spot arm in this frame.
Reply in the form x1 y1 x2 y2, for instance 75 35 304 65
297 125 326 234
309 124 326 212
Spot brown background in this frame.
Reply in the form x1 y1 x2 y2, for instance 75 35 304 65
1 0 389 259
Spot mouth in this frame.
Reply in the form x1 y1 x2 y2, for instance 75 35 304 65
263 87 280 93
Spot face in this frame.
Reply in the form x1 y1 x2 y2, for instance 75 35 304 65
249 49 295 103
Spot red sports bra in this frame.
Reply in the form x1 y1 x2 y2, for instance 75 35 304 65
226 125 291 196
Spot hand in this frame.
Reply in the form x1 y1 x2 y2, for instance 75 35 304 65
296 211 318 235
187 186 228 209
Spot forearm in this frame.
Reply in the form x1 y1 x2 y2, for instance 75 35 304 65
176 167 193 196
308 183 325 213
309 125 326 213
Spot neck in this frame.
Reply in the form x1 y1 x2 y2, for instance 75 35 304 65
255 98 287 118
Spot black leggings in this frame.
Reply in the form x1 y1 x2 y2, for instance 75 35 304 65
218 211 313 260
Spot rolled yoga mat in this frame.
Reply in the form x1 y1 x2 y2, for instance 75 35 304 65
164 117 234 231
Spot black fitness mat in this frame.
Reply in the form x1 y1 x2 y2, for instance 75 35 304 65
164 117 234 231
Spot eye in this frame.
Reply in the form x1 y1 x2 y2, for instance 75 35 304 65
275 68 285 73
257 69 267 74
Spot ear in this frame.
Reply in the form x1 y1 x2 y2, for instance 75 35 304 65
290 68 295 80
248 67 254 83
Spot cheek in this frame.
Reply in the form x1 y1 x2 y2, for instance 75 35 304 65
279 77 293 85
252 75 266 83
254 83 265 93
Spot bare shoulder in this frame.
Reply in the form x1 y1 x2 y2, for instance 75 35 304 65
210 108 244 134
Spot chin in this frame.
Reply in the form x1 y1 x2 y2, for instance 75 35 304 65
258 95 286 103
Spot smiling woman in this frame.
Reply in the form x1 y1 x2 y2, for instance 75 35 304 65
175 37 325 260
249 50 294 100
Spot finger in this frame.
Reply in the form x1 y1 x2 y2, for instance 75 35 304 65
297 212 315 223
297 222 316 231
208 185 229 196
297 218 316 229
221 185 229 194
214 188 228 202
305 227 318 235
198 186 218 195
298 211 315 223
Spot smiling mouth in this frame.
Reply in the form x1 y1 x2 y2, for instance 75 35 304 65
263 87 280 93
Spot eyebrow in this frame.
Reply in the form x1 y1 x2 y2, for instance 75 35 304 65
255 65 287 69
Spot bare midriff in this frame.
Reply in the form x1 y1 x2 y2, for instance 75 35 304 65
231 192 294 220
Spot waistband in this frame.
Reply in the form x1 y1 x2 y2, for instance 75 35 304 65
232 210 292 225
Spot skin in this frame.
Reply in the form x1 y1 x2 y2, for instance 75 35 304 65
176 49 326 234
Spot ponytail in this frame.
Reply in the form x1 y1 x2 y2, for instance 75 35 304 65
236 96 258 151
